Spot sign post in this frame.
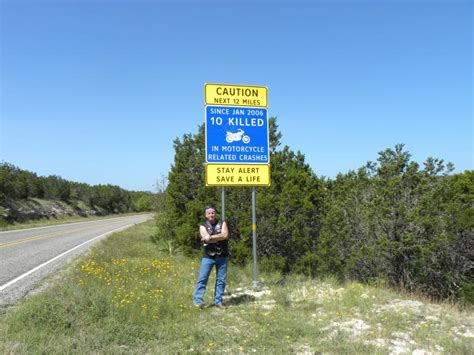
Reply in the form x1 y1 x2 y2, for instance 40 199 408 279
221 187 225 221
204 83 269 290
252 187 258 289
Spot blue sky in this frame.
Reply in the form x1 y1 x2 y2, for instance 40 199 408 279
1 0 472 192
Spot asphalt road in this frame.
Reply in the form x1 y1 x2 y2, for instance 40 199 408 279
0 213 153 307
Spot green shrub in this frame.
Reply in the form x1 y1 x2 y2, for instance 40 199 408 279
459 282 474 305
162 121 473 302
260 255 287 274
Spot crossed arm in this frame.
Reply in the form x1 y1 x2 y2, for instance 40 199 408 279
200 221 229 244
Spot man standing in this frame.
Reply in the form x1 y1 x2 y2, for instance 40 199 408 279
193 205 229 309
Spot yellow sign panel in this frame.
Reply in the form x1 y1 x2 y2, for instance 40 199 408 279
206 164 271 186
205 83 268 108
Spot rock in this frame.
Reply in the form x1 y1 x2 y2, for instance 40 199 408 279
1 198 105 223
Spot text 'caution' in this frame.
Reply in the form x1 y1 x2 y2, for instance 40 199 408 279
205 84 268 108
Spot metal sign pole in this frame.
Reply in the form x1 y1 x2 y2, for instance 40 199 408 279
221 187 225 221
252 187 259 290
222 186 229 296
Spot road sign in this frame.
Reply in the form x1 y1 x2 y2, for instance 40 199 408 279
205 105 269 164
205 164 271 186
205 83 268 108
204 83 269 291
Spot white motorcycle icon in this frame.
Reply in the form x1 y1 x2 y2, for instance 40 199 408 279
226 129 251 144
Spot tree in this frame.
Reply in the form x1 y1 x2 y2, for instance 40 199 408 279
315 145 473 300
160 118 325 271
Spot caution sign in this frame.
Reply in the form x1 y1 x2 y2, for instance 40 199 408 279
205 83 268 108
206 164 270 186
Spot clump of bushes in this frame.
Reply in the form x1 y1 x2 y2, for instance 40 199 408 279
156 120 473 302
0 163 156 216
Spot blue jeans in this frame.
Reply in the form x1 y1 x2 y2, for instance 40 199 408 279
193 256 229 305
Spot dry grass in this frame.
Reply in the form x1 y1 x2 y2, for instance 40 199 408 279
0 220 472 353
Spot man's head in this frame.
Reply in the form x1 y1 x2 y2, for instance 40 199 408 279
204 205 217 223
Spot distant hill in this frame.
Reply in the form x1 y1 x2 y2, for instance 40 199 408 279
0 163 156 224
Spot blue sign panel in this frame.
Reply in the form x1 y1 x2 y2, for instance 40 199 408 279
205 105 269 164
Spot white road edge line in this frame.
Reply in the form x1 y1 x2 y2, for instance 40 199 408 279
0 223 136 292
0 214 151 235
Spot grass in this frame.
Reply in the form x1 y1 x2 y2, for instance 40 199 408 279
0 220 473 353
0 212 151 232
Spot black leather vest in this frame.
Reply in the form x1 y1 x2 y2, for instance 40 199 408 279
202 220 229 258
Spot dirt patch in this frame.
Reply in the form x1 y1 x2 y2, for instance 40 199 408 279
323 319 371 338
375 299 425 315
289 283 344 303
